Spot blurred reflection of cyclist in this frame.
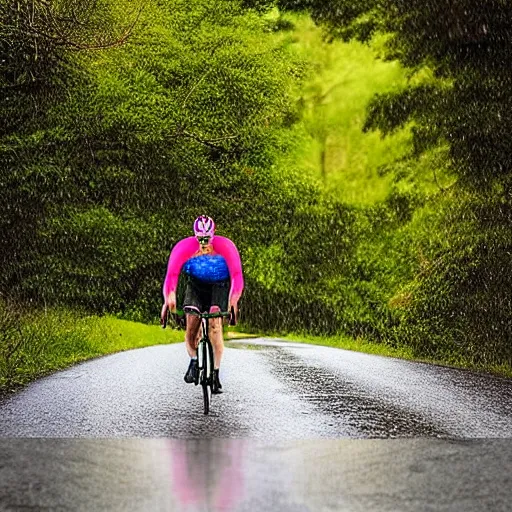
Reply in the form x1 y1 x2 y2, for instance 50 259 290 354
160 215 244 394
169 439 245 510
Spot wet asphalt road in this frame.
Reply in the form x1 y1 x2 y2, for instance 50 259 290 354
0 337 511 438
1 338 512 511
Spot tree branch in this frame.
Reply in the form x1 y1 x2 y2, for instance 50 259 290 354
24 0 147 51
180 69 212 112
180 129 239 150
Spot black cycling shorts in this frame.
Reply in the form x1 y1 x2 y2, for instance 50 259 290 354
182 275 230 314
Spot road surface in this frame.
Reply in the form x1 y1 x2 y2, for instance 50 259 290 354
1 338 511 511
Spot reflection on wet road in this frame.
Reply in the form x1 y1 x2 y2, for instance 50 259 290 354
0 337 511 438
2 438 512 511
268 348 445 438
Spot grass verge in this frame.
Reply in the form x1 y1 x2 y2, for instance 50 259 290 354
236 323 512 378
0 305 184 395
284 333 512 378
2 304 510 398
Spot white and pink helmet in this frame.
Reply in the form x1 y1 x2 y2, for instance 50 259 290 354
193 215 215 238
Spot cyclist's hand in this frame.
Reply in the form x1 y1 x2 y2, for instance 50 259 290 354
166 291 177 314
229 302 238 326
160 303 169 328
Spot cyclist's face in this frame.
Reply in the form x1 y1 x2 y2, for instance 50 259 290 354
197 236 211 247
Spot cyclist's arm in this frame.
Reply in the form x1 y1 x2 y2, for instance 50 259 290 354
212 236 244 305
162 237 198 307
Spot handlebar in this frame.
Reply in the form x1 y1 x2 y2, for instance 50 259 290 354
161 306 236 328
183 307 231 319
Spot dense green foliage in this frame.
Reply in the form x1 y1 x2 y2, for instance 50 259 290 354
267 1 512 366
1 1 354 333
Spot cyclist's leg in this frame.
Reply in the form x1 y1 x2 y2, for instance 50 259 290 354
208 306 224 369
209 279 229 370
183 313 201 383
183 276 207 355
184 314 201 357
208 308 223 393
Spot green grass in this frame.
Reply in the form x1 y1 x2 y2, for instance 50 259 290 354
0 306 184 394
236 322 415 358
280 332 415 358
279 332 512 378
236 322 512 378
91 316 184 352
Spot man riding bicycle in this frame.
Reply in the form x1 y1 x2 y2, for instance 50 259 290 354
160 215 244 394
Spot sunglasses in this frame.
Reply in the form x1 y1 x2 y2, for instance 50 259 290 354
197 236 211 245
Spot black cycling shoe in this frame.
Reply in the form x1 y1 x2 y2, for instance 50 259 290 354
184 359 198 384
212 369 223 394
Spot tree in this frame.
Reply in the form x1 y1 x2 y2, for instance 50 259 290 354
275 0 512 187
263 1 512 364
0 0 143 298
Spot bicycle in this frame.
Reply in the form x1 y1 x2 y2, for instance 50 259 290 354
162 306 234 415
184 307 231 415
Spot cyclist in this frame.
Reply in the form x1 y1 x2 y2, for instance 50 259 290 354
160 215 244 394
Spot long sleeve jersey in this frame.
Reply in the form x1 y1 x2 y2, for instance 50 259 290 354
162 236 244 304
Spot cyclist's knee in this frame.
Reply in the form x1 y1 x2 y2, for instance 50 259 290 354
185 318 200 343
210 318 221 330
209 305 221 313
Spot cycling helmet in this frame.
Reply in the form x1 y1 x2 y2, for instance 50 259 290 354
193 215 215 238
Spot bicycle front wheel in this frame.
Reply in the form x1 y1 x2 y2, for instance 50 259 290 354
201 341 212 415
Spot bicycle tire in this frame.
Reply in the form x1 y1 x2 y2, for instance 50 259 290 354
201 340 212 415
207 339 215 392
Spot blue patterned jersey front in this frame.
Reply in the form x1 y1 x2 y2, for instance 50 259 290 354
183 254 230 283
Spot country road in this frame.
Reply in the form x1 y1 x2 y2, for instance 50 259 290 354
1 338 511 438
1 338 512 512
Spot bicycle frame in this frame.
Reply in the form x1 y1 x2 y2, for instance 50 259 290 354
184 307 230 415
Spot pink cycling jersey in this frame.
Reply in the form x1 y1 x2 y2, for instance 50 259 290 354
163 236 244 304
